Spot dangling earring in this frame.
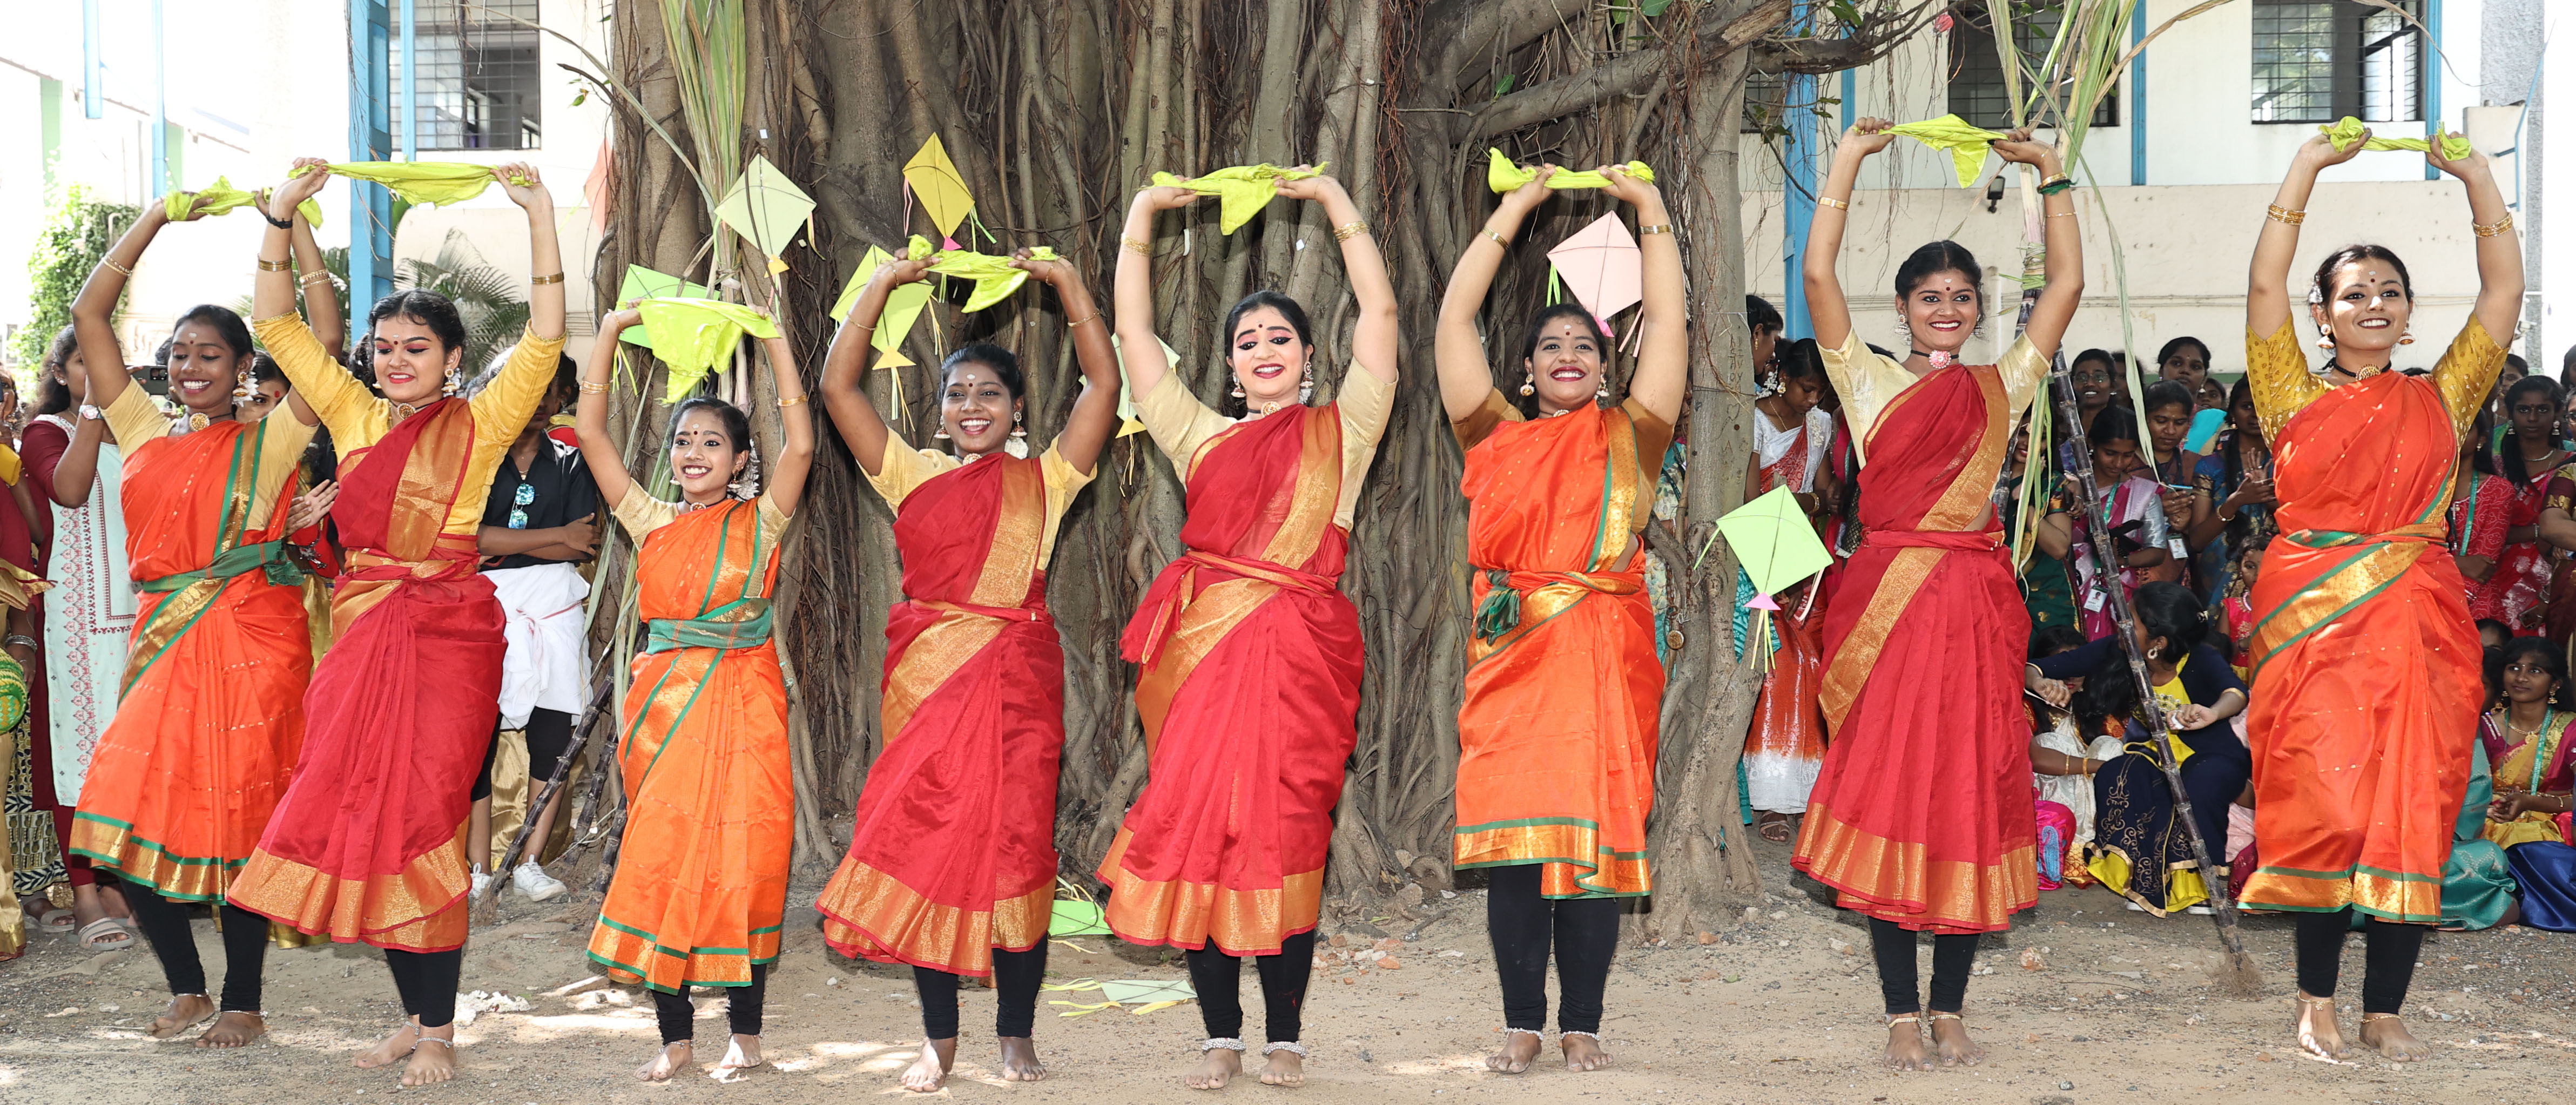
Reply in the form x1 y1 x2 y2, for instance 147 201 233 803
1895 319 1911 344
1008 409 1027 439
1298 362 1314 406
2315 332 2336 351
1595 380 1610 402
231 369 255 406
933 423 951 440
2398 326 2416 346
1756 369 1781 399
442 365 462 397
1230 379 1246 399
1518 372 1535 397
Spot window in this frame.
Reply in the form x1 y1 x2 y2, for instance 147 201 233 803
1945 3 2119 131
388 0 543 151
1743 70 1788 136
2251 0 2421 124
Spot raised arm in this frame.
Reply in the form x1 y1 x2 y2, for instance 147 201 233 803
1111 185 1209 400
1991 132 2083 358
493 163 567 343
255 159 365 430
2428 136 2525 345
1804 119 1898 354
287 202 343 359
1436 170 1553 421
72 198 195 413
758 332 814 517
1603 166 1682 423
1275 171 1395 383
575 310 639 508
2249 133 2370 338
1016 250 1122 476
816 257 933 476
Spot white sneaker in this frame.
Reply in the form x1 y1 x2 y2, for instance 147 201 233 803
470 868 493 901
512 861 568 902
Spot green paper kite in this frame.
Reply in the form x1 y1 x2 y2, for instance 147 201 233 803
1150 163 1328 234
830 245 938 370
1048 900 1110 936
1713 486 1832 598
635 297 778 402
1485 150 1656 193
714 154 816 274
2321 116 2474 160
616 265 714 352
292 161 530 207
1098 979 1195 1013
1887 114 2007 188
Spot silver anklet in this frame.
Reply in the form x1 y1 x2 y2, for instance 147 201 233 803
1499 1027 1542 1039
1199 1037 1246 1053
1559 1030 1602 1043
1262 1041 1307 1057
415 1035 454 1049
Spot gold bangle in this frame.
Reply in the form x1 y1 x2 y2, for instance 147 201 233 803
530 272 565 286
1122 235 1154 255
1333 221 1370 242
1064 310 1103 328
1481 228 1508 248
1816 196 1849 211
2265 204 2307 226
2039 172 2073 191
299 271 333 285
2475 213 2516 238
578 381 609 394
102 257 134 277
776 394 809 407
1635 223 1674 236
257 259 293 272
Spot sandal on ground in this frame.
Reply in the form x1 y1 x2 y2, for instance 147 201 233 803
77 918 136 951
35 906 75 934
1756 812 1793 844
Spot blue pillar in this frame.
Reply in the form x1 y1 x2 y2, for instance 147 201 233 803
399 0 416 160
350 0 395 307
1781 3 1817 340
149 0 166 198
2423 0 2442 181
80 0 102 119
2129 0 2146 185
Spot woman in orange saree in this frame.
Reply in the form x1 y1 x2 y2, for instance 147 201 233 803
812 252 1118 1092
224 159 567 1088
60 191 328 1049
1101 170 1397 1090
1432 164 1679 1075
574 307 811 1084
1793 119 2081 1073
2237 130 2518 1063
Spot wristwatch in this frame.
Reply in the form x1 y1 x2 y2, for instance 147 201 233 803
77 403 100 422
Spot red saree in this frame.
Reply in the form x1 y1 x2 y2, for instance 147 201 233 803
818 456 1064 975
1793 340 2039 934
1099 406 1360 954
228 400 503 952
2240 320 2499 922
1452 400 1663 898
71 417 312 900
586 497 792 993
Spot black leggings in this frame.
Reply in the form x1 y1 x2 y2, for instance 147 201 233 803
1869 917 1978 1015
120 890 268 1014
1484 862 1621 1034
1186 931 1316 1043
652 963 770 1045
385 948 464 1028
470 708 577 803
912 944 1050 1039
2295 909 2425 1014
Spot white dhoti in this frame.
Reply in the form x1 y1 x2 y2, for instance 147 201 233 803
485 562 590 729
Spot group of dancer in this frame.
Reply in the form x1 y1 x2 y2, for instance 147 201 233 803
12 114 2527 1091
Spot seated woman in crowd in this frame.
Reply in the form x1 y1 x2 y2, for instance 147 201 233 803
2026 625 2118 855
2490 635 2576 931
2036 410 2170 640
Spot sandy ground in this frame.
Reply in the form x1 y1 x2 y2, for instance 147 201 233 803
3 838 2573 1104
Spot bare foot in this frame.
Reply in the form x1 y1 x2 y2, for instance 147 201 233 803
148 994 214 1039
1257 1047 1304 1087
1928 1013 1984 1067
353 1019 419 1068
2359 1014 2436 1061
2294 993 2348 1061
1485 1030 1541 1073
1561 1032 1611 1072
998 1036 1046 1082
1186 1047 1241 1090
639 1040 693 1081
401 1029 456 1086
904 1036 956 1093
713 1034 764 1080
194 1011 266 1048
1884 1014 1932 1072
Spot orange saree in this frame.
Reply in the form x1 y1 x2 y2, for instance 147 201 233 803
1451 396 1666 897
1792 333 2045 934
819 447 1085 975
586 496 792 993
2240 320 2501 923
71 397 314 900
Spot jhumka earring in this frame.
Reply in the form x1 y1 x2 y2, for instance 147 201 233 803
1009 410 1028 439
232 369 257 406
1298 362 1315 406
933 424 951 440
442 367 462 396
1230 379 1246 399
2315 332 2336 351
2398 327 2416 346
1518 372 1535 397
1595 381 1610 402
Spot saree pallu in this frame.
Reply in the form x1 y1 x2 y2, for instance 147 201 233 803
229 400 502 952
1453 406 1660 899
1794 361 2036 934
2243 370 2478 925
820 457 1064 976
1100 406 1360 954
589 500 791 994
71 420 312 900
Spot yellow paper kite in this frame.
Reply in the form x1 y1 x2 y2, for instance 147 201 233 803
2321 117 2474 160
714 155 815 273
635 297 779 402
1485 150 1656 193
291 161 531 207
1150 163 1327 234
904 135 977 249
1887 114 2007 188
829 245 938 373
166 177 327 227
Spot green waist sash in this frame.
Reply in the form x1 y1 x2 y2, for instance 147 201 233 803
643 597 773 654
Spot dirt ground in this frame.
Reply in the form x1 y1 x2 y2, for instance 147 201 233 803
3 838 2572 1104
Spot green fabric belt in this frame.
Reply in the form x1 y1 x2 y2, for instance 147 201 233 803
136 540 306 594
643 598 773 654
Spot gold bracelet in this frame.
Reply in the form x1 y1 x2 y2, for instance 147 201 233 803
2474 213 2516 238
578 381 610 394
1064 310 1103 328
102 257 134 277
1816 196 1849 211
1333 221 1370 242
2038 172 2073 191
2265 204 2307 226
299 270 333 285
1635 223 1674 236
776 394 809 407
1122 235 1154 255
1482 228 1508 248
257 259 293 272
530 272 565 286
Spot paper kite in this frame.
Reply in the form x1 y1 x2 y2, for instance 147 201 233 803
715 154 815 275
829 244 938 374
1098 979 1194 1008
1886 114 2006 188
616 265 714 352
634 297 778 402
1150 163 1326 234
292 161 530 206
903 135 977 250
1546 212 1642 338
1485 150 1656 193
2321 117 2473 160
1713 486 1832 598
1048 900 1110 936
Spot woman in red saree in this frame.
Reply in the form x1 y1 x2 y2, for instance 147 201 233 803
1102 171 1396 1090
574 307 811 1083
225 158 566 1087
813 252 1118 1092
1432 164 1678 1074
61 192 328 1049
2238 130 2518 1063
1795 119 2081 1072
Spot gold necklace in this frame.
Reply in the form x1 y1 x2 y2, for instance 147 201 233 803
2497 706 2551 738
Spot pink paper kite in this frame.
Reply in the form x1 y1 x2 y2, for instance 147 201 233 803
1547 212 1641 339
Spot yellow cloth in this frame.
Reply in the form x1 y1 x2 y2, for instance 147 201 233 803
2322 117 2474 161
100 385 316 530
1132 366 1394 530
292 161 530 207
167 177 326 227
1888 114 2008 187
1484 150 1656 193
867 435 1095 563
921 242 1061 313
0 442 19 487
252 312 565 537
1150 164 1327 234
633 298 779 402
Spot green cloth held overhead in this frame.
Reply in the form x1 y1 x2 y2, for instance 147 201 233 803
166 177 325 227
1484 150 1656 193
1150 163 1327 234
2320 117 2474 161
1887 114 2008 188
291 161 532 207
633 297 779 403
